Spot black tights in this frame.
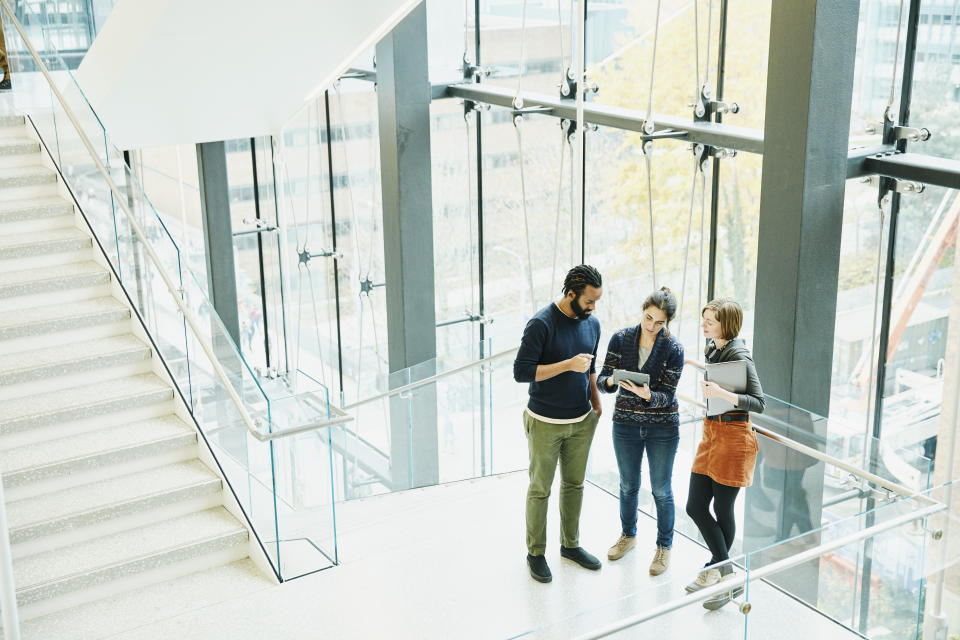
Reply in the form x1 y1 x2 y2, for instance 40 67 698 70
685 473 740 568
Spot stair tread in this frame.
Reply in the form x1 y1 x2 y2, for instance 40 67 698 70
0 164 54 179
0 260 105 288
0 334 148 376
0 195 72 215
0 137 40 152
13 507 245 590
0 373 172 425
0 226 87 250
0 414 193 472
0 296 127 332
12 559 272 640
6 460 218 532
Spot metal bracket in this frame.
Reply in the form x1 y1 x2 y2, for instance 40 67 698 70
642 129 686 142
561 118 597 144
512 105 553 125
232 218 278 237
298 248 344 266
693 143 711 172
359 276 385 296
436 310 493 329
462 56 492 81
710 101 740 116
463 99 491 116
892 179 925 194
864 121 885 135
864 173 925 205
559 68 599 99
892 125 931 143
691 84 739 122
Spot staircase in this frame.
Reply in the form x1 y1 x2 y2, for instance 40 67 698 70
0 114 262 624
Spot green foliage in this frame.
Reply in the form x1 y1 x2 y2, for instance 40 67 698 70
587 0 771 310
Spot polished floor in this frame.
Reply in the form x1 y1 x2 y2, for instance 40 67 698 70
12 470 863 639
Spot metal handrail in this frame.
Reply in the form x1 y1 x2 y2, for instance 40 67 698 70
572 497 945 640
0 0 272 441
0 462 21 640
341 347 520 411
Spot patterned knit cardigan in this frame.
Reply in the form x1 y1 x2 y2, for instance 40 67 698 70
597 326 685 427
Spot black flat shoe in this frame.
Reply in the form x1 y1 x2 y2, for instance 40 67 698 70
560 546 602 570
527 553 552 583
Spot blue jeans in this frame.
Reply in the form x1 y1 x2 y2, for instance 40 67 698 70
613 421 679 548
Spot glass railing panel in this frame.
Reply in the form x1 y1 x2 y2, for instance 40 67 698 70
743 490 938 640
507 556 749 640
924 478 960 555
512 486 940 640
339 341 526 499
267 385 341 579
585 391 933 588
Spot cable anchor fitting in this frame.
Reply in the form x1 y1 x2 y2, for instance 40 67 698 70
298 248 344 266
359 276 385 296
892 125 931 143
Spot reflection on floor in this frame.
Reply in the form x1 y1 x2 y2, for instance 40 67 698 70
15 471 861 639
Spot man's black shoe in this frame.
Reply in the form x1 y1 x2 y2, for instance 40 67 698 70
560 546 602 570
0 78 11 91
527 553 552 583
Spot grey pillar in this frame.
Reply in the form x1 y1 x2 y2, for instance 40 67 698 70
196 141 241 347
376 1 439 490
750 0 860 604
753 0 859 413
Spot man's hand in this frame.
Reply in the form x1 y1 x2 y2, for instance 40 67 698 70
591 400 603 418
620 380 652 401
567 353 594 373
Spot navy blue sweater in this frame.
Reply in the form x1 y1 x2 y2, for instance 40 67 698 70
513 303 601 419
597 326 684 427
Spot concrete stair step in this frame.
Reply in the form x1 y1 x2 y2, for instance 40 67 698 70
0 261 109 300
6 460 220 545
0 115 25 128
0 196 73 228
8 559 274 640
0 226 90 262
0 297 130 343
0 414 195 488
0 164 56 189
13 507 248 607
0 335 150 387
0 136 40 158
0 373 174 437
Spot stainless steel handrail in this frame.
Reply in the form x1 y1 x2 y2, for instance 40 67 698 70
341 347 520 411
572 498 945 640
0 462 21 640
0 0 273 441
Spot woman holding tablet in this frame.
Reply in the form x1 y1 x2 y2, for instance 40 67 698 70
685 297 765 610
597 287 684 575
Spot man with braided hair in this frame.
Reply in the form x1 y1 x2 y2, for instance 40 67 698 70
513 264 604 583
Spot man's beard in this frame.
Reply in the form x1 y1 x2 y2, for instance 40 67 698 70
570 296 591 320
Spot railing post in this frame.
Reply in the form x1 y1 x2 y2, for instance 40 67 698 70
0 472 21 640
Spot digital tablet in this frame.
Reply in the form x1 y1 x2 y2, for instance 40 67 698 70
612 369 650 386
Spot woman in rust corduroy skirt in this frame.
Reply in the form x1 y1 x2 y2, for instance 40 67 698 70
684 298 765 611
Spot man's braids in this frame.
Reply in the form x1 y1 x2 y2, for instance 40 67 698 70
562 264 602 296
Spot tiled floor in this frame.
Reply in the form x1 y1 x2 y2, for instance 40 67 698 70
15 470 863 639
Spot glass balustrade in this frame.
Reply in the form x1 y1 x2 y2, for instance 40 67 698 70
0 2 339 580
509 481 950 639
